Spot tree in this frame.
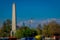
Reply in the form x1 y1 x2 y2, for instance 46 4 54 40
42 20 60 37
30 28 37 37
36 24 42 35
15 26 37 38
48 20 60 35
1 19 11 37
15 26 31 38
15 29 23 38
42 24 51 37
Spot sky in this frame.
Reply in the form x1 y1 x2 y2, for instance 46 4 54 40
0 0 60 27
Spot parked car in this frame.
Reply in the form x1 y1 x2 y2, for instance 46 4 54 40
0 37 9 40
20 37 36 40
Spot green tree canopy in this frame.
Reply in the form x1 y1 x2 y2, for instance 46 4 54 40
15 26 37 38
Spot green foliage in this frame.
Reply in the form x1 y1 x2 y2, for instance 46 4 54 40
15 29 23 38
0 19 11 37
15 26 37 38
1 19 60 38
15 26 31 38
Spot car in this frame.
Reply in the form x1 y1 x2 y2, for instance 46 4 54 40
0 37 9 40
20 37 36 40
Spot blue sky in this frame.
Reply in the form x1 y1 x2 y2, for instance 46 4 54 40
0 0 60 27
